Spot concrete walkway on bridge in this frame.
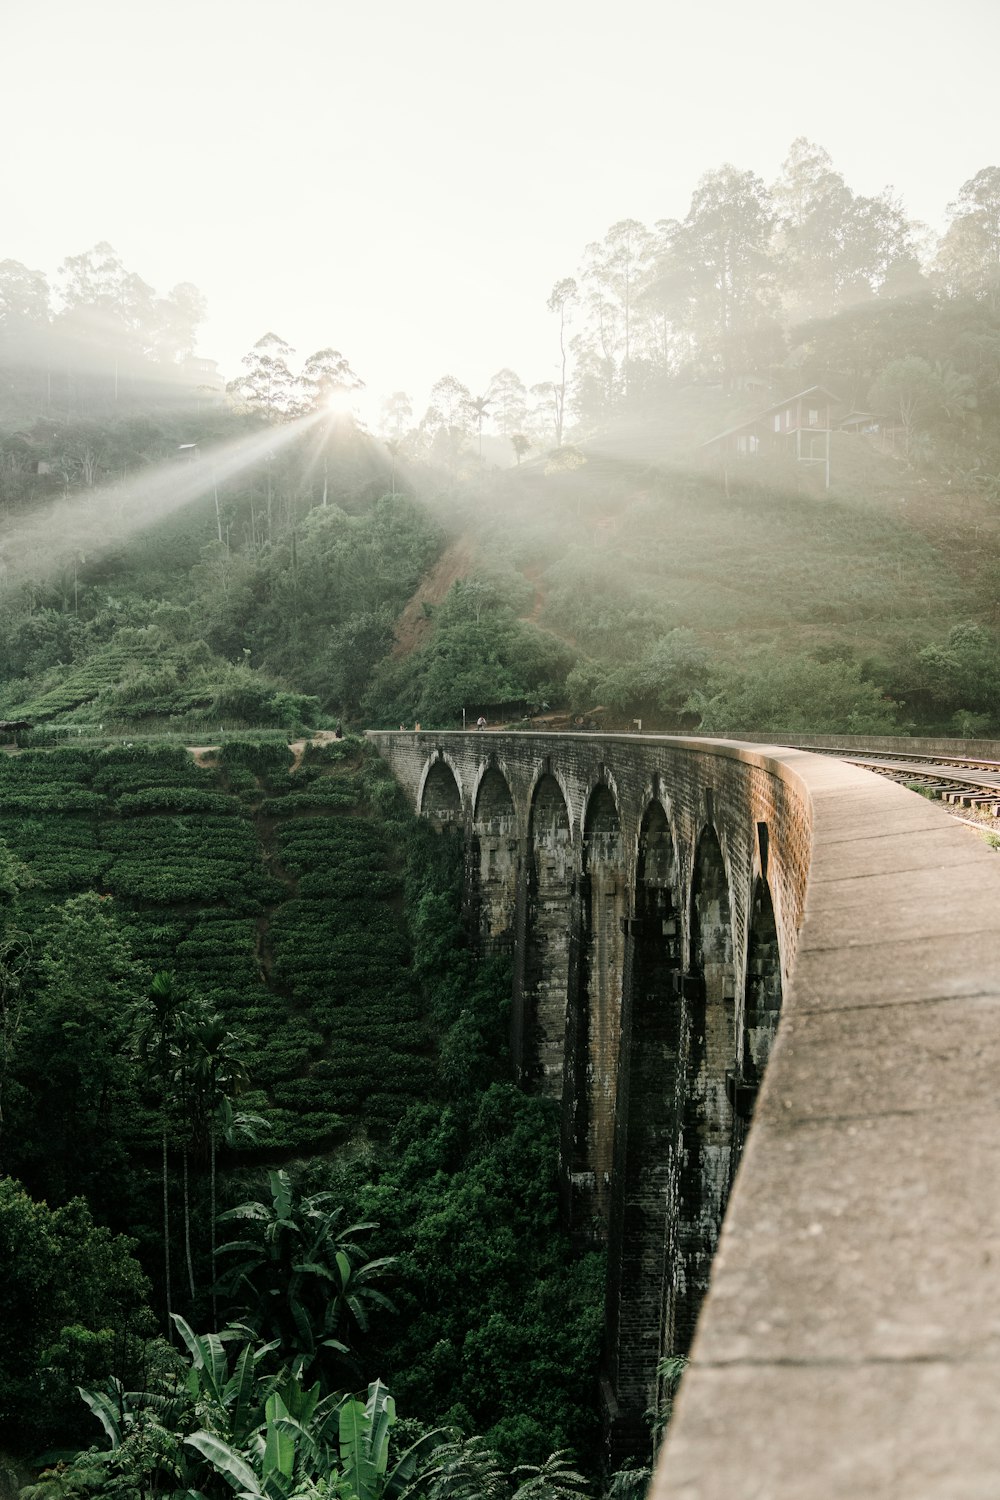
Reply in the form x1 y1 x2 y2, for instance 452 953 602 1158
371 729 1000 1500
650 742 1000 1500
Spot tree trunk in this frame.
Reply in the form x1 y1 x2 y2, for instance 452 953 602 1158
183 1145 195 1305
162 1128 173 1336
210 1125 218 1328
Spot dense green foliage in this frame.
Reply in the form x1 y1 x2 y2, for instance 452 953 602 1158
0 1179 151 1449
0 742 603 1484
339 829 605 1462
21 1327 592 1500
5 146 1000 1500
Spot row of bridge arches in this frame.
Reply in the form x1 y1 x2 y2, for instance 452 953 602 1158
418 752 783 1449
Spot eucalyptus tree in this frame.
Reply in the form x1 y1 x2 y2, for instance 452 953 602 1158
770 137 855 321
380 390 413 441
528 381 559 447
546 279 577 445
227 333 299 420
0 258 51 331
298 347 365 413
152 280 208 364
58 241 158 353
666 165 777 389
844 187 924 301
578 222 654 408
428 374 470 425
936 166 1000 306
487 369 527 438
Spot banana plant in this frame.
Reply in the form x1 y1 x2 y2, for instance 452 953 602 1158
173 1313 278 1446
215 1169 396 1373
185 1377 456 1500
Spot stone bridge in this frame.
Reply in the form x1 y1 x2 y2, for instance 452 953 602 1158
368 730 1000 1499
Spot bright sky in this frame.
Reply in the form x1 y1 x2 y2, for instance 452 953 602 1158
4 0 997 419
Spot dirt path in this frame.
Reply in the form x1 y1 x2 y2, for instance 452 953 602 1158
187 745 221 767
288 728 343 772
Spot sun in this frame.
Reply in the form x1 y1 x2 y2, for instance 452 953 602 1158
324 388 356 416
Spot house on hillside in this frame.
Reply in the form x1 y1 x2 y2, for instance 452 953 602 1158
701 386 903 486
181 356 225 393
837 408 903 453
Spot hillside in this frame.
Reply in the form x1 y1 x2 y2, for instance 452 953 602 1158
358 404 1000 736
0 734 603 1465
0 737 430 1171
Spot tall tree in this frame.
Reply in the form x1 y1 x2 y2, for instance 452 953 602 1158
487 368 527 438
132 970 188 1334
58 241 157 354
183 1004 253 1321
465 393 492 457
227 332 298 419
379 390 413 440
528 381 560 447
429 374 472 427
298 347 364 413
844 187 924 301
665 165 777 389
11 894 148 1213
578 221 654 409
771 138 855 321
0 259 51 331
0 838 27 1169
546 278 577 445
152 281 207 363
936 166 1000 306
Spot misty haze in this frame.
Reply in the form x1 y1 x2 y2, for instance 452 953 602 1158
1 4 999 1500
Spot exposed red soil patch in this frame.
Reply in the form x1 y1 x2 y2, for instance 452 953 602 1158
390 536 479 659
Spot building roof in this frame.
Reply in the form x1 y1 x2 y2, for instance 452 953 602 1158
700 386 844 447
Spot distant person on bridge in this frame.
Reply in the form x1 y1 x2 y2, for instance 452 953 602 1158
476 716 487 731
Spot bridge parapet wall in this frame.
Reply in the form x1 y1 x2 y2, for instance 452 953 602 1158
370 730 810 981
368 731 1000 1496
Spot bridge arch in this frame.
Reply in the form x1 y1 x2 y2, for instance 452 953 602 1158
418 753 463 829
740 873 783 1093
472 760 516 826
605 797 684 1445
519 772 576 1096
367 728 1000 1495
469 763 518 947
671 822 736 1356
570 780 628 1235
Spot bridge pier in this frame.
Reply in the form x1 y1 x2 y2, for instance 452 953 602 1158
371 729 1000 1496
376 732 795 1470
604 800 684 1453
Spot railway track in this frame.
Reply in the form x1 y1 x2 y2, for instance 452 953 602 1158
802 746 1000 819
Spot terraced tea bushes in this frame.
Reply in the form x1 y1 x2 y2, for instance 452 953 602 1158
267 811 432 1132
0 737 436 1163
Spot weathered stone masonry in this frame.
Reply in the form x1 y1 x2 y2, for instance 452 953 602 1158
373 730 1000 1498
371 730 808 1457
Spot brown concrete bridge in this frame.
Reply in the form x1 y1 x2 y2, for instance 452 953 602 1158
368 729 1000 1499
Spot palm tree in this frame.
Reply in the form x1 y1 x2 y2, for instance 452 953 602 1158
132 970 187 1335
188 1008 265 1324
465 395 492 459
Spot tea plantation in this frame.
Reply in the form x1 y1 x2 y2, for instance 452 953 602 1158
0 735 604 1476
0 737 431 1152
